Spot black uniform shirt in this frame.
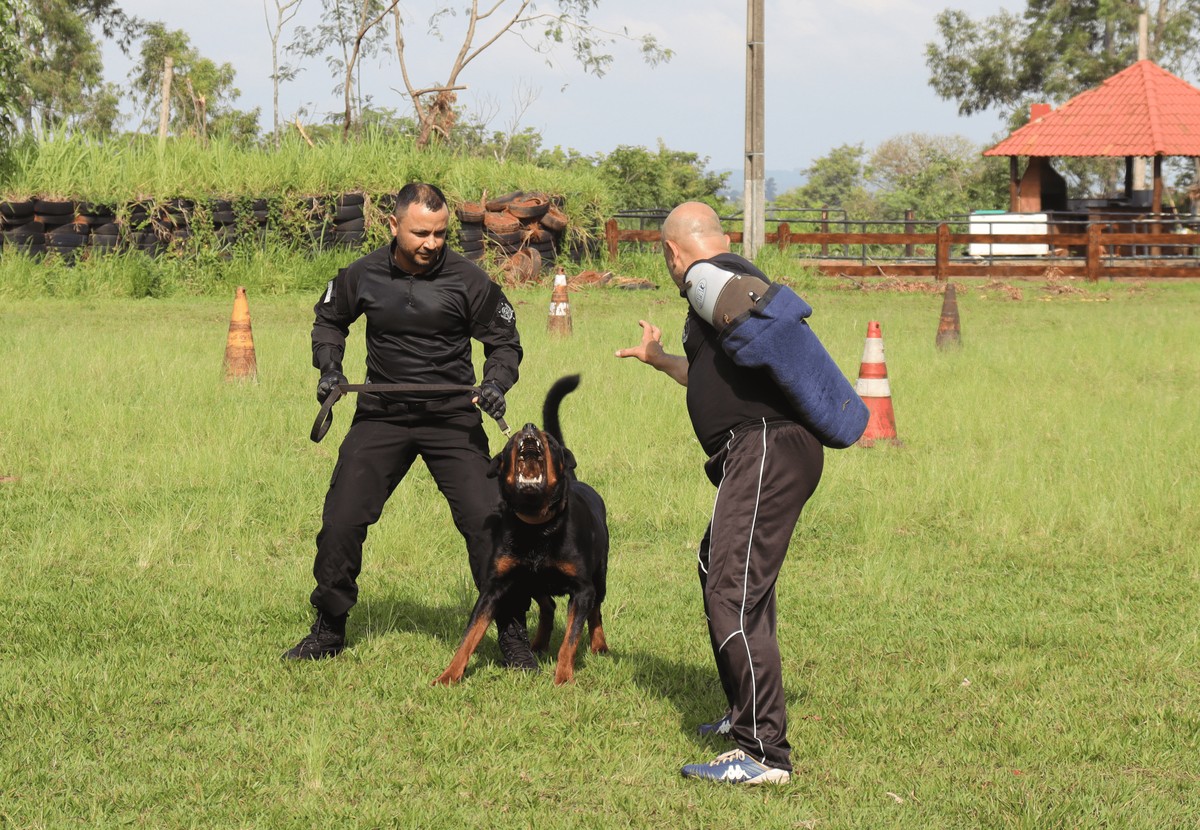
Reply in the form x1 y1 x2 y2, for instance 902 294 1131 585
681 252 795 455
312 241 521 400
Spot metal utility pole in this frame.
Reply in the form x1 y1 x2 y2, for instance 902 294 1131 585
743 0 765 260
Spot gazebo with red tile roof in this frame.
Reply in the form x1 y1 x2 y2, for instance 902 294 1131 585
984 60 1200 214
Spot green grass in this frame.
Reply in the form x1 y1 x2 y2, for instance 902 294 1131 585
2 277 1199 828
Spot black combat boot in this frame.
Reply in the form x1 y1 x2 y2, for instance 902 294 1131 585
496 615 539 672
282 610 347 661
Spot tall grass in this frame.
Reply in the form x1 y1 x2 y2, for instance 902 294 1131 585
2 280 1199 828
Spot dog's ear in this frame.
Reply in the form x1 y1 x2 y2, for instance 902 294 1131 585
560 446 578 472
487 452 503 478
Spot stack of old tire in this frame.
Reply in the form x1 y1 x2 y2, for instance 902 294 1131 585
82 203 120 255
128 200 166 257
293 193 368 250
330 193 366 247
211 199 237 248
1 199 45 257
455 191 568 283
39 199 88 263
296 196 332 250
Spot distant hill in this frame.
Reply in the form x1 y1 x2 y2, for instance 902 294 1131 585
715 168 806 201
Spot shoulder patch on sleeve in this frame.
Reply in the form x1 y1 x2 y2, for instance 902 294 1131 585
496 299 515 326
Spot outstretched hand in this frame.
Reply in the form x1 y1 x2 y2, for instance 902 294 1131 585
614 319 665 364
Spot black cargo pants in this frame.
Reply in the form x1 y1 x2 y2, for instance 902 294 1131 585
698 417 824 773
310 395 514 622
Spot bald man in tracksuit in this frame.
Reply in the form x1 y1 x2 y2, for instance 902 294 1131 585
616 202 824 785
284 183 535 670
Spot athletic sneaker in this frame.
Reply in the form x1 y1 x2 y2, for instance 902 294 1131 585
681 748 791 785
697 709 733 739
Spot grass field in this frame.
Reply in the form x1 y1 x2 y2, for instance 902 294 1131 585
2 275 1198 828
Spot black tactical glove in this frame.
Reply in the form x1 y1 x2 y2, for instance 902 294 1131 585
316 370 347 403
476 381 506 419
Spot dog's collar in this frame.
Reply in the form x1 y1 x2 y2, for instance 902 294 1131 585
514 510 555 525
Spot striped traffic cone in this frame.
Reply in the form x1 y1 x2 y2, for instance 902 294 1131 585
935 283 962 350
223 285 258 382
855 320 899 447
547 267 572 336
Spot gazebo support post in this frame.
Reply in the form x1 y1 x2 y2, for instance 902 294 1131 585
1009 156 1020 211
1124 156 1134 200
1152 154 1164 256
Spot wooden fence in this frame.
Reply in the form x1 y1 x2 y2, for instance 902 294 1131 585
603 219 1200 281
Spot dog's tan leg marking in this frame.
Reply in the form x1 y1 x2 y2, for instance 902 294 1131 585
553 561 578 578
588 606 608 654
433 611 493 686
554 603 581 685
531 595 555 652
492 554 520 577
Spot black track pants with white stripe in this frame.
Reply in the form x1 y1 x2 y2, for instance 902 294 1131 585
698 418 824 772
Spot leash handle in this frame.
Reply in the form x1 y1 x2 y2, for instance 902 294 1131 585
310 383 511 443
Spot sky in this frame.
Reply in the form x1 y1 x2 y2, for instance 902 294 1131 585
102 0 1026 182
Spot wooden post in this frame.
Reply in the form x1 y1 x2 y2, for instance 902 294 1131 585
935 223 950 282
158 56 174 144
1152 154 1164 257
904 209 915 257
605 219 619 263
820 209 829 257
1009 156 1019 212
1086 222 1101 282
776 221 789 251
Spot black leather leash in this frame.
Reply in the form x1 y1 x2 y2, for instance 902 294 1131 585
310 383 511 443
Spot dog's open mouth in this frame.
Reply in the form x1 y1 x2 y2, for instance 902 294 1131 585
514 432 547 488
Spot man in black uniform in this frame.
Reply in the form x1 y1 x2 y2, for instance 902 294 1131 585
284 182 535 670
615 202 823 785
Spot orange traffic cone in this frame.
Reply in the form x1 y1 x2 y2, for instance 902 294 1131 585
223 285 258 381
935 283 962 350
855 320 899 447
547 267 572 335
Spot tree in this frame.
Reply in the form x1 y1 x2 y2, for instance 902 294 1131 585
1 2 32 137
292 1 671 142
926 0 1200 118
775 136 1008 222
289 0 401 141
775 143 872 214
264 0 305 147
1 1 34 178
595 141 728 209
9 0 141 135
391 2 671 146
131 23 259 142
866 132 1004 220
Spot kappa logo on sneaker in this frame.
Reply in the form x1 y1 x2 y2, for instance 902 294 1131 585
681 748 790 785
720 764 752 782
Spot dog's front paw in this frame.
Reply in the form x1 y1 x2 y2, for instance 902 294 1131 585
432 670 462 686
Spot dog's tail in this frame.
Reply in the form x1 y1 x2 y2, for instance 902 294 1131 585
542 374 581 444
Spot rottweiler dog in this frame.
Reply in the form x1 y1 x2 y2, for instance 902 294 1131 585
434 374 609 685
